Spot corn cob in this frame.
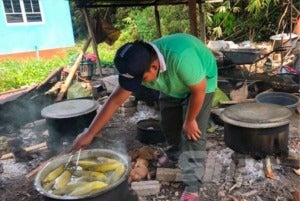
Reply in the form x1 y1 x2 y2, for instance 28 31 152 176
76 159 99 169
69 181 108 196
42 180 55 192
73 170 106 180
54 170 72 189
115 164 125 177
52 181 89 196
93 160 123 172
43 165 64 183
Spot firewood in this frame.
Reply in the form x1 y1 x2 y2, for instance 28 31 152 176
265 156 276 179
0 142 47 160
55 37 92 102
293 190 300 201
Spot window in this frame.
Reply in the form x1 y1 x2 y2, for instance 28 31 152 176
2 0 42 24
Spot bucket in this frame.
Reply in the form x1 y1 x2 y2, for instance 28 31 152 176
255 92 300 111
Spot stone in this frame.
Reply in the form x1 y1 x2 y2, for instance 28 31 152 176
131 180 161 196
156 168 182 182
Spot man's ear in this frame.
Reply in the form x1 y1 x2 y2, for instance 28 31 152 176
151 60 160 70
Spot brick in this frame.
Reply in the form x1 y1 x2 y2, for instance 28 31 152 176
156 168 182 182
118 106 137 116
203 150 217 182
131 180 161 196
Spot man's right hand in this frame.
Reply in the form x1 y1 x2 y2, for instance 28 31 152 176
71 129 94 152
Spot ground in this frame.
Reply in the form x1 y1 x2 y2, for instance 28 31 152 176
0 97 299 201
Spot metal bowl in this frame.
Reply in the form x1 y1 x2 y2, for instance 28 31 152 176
34 149 130 201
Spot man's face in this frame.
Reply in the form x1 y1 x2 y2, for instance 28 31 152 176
142 59 160 82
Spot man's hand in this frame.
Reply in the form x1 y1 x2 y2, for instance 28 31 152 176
183 119 202 141
71 129 94 152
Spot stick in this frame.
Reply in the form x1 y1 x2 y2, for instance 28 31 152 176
0 142 47 160
25 149 69 181
37 67 64 90
55 37 92 102
219 99 255 105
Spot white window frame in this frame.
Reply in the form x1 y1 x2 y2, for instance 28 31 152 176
2 0 44 24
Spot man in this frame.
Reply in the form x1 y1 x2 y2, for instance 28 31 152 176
72 33 218 201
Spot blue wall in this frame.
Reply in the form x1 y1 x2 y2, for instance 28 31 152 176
0 0 75 54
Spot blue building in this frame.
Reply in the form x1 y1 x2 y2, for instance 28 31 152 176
0 0 75 60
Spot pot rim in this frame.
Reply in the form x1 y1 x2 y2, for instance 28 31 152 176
34 149 130 200
220 102 292 128
41 99 98 119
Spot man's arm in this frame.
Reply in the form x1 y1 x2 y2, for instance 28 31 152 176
183 78 206 141
72 85 132 151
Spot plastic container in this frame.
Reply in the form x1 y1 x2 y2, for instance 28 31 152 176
255 92 300 111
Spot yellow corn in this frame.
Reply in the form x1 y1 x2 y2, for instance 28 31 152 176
42 180 55 192
54 170 72 189
69 181 108 196
43 165 64 183
115 164 125 177
93 160 123 172
76 159 99 169
52 181 89 196
73 170 106 180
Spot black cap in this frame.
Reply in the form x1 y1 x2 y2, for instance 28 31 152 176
114 41 151 92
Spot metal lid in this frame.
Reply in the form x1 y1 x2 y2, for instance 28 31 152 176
41 99 98 119
220 102 292 128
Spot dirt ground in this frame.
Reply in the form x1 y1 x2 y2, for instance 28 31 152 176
0 96 299 201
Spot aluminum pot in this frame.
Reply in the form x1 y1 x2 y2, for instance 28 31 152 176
220 103 292 158
34 149 136 201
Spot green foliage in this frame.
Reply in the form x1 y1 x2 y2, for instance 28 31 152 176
0 57 67 92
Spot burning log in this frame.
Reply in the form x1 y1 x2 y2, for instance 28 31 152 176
265 156 276 179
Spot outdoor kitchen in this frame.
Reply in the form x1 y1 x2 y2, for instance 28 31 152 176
0 34 300 200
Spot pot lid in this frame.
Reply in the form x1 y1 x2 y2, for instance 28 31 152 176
41 99 98 119
220 102 292 128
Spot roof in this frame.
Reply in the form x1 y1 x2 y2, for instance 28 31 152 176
73 0 204 8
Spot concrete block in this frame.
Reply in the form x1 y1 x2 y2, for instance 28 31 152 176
156 168 182 182
131 180 161 196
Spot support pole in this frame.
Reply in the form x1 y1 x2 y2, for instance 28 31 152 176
188 0 198 37
198 3 206 43
81 8 102 77
154 5 162 38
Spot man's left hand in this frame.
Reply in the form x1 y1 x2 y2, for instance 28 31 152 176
183 120 202 141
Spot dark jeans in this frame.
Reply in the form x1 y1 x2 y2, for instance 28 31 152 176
159 92 214 192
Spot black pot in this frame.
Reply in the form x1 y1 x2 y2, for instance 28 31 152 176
41 99 98 152
34 149 138 201
220 102 292 158
136 118 165 144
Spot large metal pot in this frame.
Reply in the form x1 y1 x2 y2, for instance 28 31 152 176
220 103 292 158
34 149 136 201
41 99 98 152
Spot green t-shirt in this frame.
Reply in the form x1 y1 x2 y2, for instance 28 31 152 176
142 33 218 98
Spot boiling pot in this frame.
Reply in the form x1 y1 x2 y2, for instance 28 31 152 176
220 103 292 158
34 149 137 201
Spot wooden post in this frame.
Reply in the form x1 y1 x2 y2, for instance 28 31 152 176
188 0 198 37
55 37 92 102
198 3 206 43
81 7 102 77
154 5 162 38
